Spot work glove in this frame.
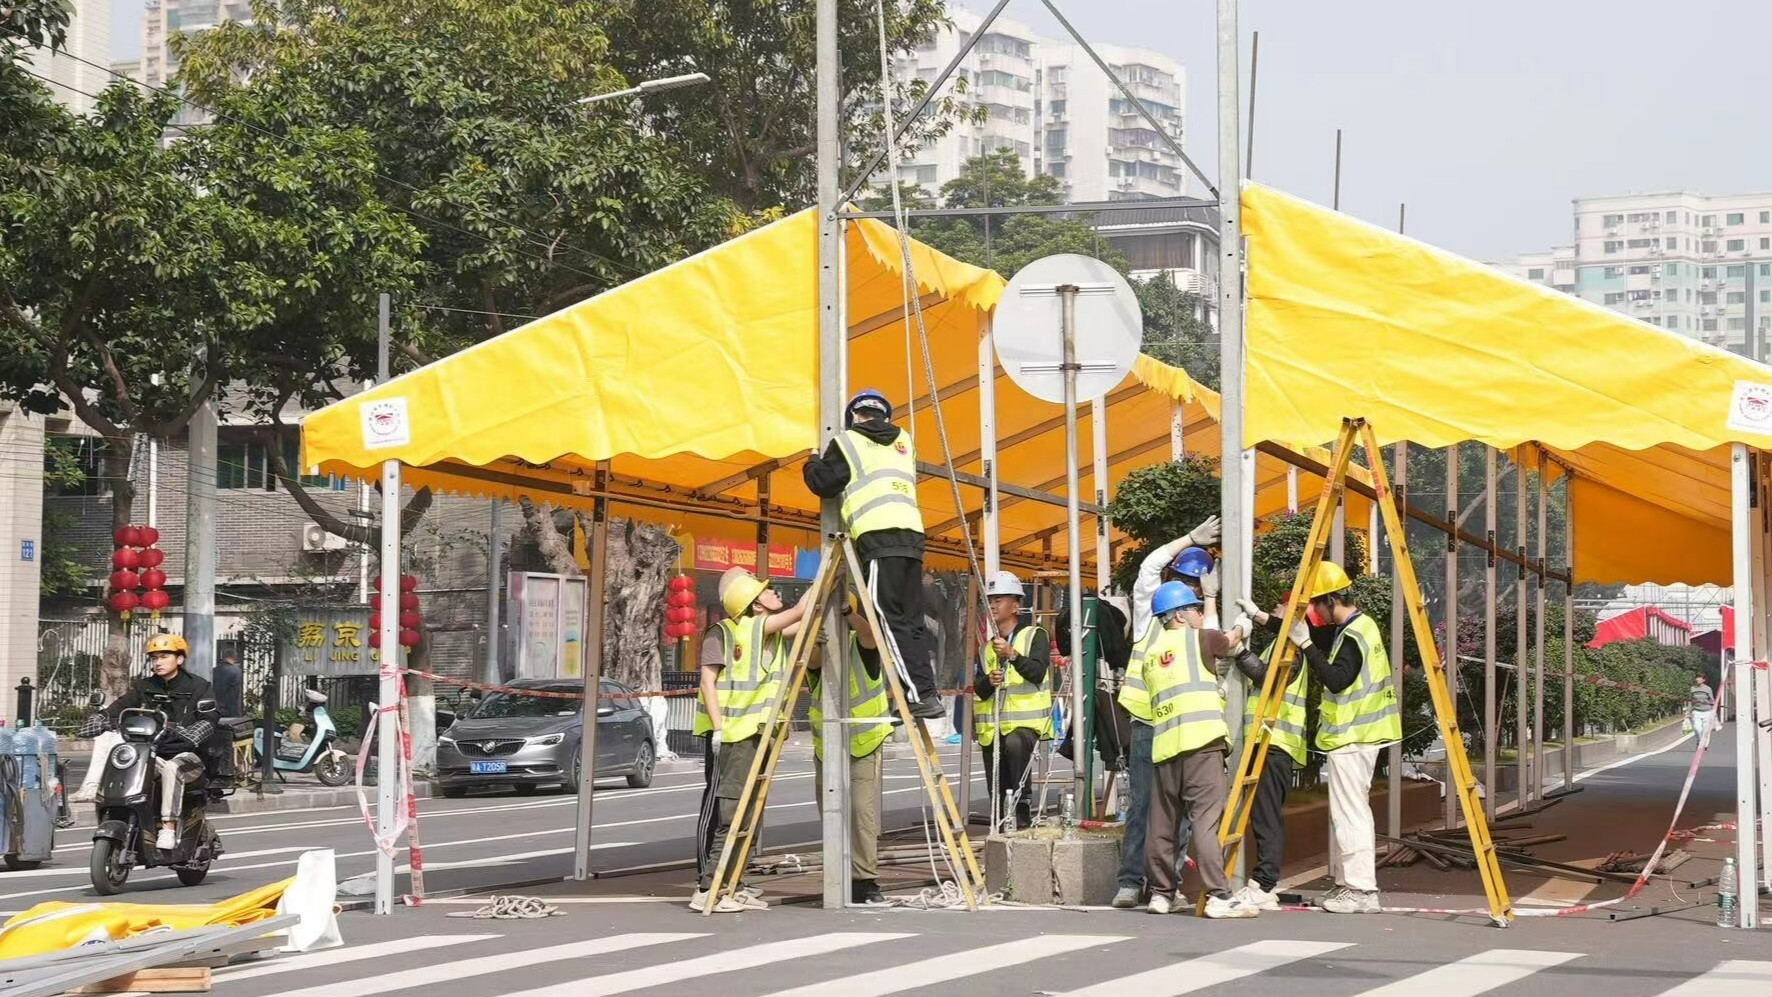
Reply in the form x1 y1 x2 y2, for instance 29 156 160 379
1288 619 1311 650
1186 515 1222 547
1200 566 1220 600
1234 597 1270 626
1229 613 1254 644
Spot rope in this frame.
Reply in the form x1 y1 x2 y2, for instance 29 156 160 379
882 880 1005 910
443 895 563 919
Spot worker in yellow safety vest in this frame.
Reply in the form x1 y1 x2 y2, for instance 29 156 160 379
691 566 814 913
1227 595 1313 912
803 388 945 720
1279 561 1402 914
807 597 895 906
1137 581 1256 917
972 570 1051 830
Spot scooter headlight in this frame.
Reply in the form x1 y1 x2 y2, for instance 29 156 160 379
109 743 139 769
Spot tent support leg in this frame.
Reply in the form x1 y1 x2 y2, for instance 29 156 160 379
1444 443 1460 830
1730 444 1760 928
1484 446 1497 821
1388 442 1407 843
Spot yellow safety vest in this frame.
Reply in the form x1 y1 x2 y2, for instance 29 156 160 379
1243 648 1309 767
1117 620 1163 723
809 636 891 761
974 625 1051 747
834 428 924 537
1143 626 1227 765
1318 612 1402 750
692 614 785 743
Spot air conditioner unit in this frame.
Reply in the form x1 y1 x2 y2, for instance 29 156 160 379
299 522 348 553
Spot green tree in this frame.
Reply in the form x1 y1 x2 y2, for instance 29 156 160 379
38 437 89 598
1104 454 1220 590
1134 274 1216 389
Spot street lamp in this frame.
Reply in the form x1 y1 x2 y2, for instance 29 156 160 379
577 72 710 106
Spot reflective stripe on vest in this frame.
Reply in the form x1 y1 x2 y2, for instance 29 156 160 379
974 625 1051 746
692 615 785 742
1143 627 1227 764
810 636 891 761
835 429 924 537
1243 650 1309 767
1117 621 1162 723
1318 612 1402 750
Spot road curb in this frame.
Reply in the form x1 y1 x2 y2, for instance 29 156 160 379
63 783 430 830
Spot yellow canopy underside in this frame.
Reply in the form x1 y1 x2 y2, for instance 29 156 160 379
303 209 1366 575
1242 183 1772 585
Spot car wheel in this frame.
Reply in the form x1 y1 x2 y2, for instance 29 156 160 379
567 747 583 794
625 740 655 789
441 785 468 799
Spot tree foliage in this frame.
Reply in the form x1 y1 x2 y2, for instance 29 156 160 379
1104 454 1221 591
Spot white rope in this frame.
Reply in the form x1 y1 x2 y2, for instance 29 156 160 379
443 895 563 919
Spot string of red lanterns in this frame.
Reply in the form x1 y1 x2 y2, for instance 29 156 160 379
369 573 424 650
663 574 698 641
107 525 168 619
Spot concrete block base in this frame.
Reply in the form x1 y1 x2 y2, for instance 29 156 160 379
984 829 1121 905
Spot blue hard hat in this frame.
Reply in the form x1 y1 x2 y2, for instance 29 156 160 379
1170 546 1214 578
845 388 891 426
1151 580 1201 617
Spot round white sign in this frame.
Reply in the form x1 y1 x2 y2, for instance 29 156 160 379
993 254 1143 404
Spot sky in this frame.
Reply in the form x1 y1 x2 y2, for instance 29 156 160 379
108 0 1772 261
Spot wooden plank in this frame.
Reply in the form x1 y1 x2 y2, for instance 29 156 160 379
74 966 212 993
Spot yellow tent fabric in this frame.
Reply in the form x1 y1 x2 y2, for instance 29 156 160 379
1241 182 1772 584
303 208 1363 576
0 878 291 959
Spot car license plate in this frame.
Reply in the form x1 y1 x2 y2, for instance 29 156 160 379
470 761 507 774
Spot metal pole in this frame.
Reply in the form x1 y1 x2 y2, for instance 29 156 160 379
1563 476 1574 792
967 316 1000 823
1388 442 1406 842
1729 443 1759 928
1169 401 1185 460
573 464 609 880
1326 124 1346 567
183 358 218 680
374 292 401 916
1060 286 1086 806
1483 446 1497 821
1515 448 1529 809
1244 30 1259 179
816 0 850 910
1444 442 1459 829
1286 468 1298 513
1534 451 1547 805
1759 461 1772 889
1216 0 1248 883
147 438 158 530
1092 396 1110 592
484 501 502 684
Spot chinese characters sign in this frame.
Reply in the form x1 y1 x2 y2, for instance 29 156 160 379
692 539 798 577
284 608 378 676
510 572 589 680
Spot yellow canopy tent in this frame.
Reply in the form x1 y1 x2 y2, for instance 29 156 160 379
302 208 1365 576
1241 182 1772 585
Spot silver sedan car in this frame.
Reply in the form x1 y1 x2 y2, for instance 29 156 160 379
436 678 656 797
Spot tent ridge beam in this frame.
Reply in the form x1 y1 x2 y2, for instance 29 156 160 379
951 382 1148 467
690 456 794 499
917 460 1103 515
849 292 946 341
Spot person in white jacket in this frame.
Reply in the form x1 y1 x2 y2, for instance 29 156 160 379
1111 515 1222 908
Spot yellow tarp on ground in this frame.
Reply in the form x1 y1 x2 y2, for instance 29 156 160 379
303 208 1364 575
1242 182 1772 585
0 878 291 959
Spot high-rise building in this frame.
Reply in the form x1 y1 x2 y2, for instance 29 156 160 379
141 0 254 128
1504 192 1772 360
891 7 1187 203
21 0 111 115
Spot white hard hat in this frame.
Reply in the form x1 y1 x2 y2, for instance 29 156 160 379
985 570 1025 599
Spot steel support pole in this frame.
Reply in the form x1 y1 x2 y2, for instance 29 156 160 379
1515 449 1529 809
183 376 218 680
1759 460 1772 888
1060 287 1087 807
1216 0 1251 882
1563 478 1574 792
1286 468 1298 513
966 314 1000 823
484 501 502 685
1092 396 1110 592
1729 444 1760 928
374 296 400 916
1483 447 1497 820
1533 452 1547 804
572 463 609 880
1388 442 1406 841
1170 401 1185 460
1444 443 1459 829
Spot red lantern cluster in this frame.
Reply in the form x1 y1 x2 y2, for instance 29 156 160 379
107 525 167 619
664 574 698 641
369 573 424 652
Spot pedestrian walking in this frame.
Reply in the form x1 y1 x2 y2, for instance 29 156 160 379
1688 674 1716 744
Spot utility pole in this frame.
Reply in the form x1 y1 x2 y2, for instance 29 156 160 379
183 351 218 679
374 293 402 915
485 501 503 684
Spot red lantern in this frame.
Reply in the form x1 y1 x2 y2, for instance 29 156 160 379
111 548 141 569
137 525 160 547
138 548 165 568
678 606 700 624
109 569 140 592
368 612 382 632
108 590 139 614
399 611 421 629
369 575 380 592
400 574 419 592
114 525 142 548
140 589 171 612
664 622 684 639
667 575 693 593
398 628 421 648
400 592 420 611
140 568 167 590
667 589 695 609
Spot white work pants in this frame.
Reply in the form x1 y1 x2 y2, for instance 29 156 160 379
155 756 183 821
1690 709 1712 744
1326 742 1382 893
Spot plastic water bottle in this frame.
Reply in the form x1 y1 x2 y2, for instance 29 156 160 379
33 725 57 789
0 723 13 777
1717 857 1739 928
1061 792 1077 838
19 725 41 789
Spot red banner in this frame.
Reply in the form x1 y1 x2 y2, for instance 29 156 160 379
694 538 796 576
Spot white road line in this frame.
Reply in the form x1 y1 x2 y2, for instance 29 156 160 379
1347 949 1583 997
757 933 1124 997
261 933 704 997
218 935 502 983
1652 960 1772 997
1055 940 1355 997
498 932 914 997
1575 729 1693 782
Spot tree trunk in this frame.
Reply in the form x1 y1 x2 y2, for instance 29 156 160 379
598 517 677 695
516 498 581 576
102 449 138 697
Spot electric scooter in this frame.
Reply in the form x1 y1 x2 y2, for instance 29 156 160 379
87 694 226 895
253 689 351 787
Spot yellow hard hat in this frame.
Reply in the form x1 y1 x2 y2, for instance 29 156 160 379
718 567 768 620
1306 561 1353 600
145 633 189 656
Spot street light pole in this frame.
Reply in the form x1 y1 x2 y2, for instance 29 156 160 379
577 72 711 106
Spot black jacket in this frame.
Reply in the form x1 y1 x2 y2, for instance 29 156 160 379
802 418 925 561
212 663 244 718
1256 612 1364 694
107 669 216 728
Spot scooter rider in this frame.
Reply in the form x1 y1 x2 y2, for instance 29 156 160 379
99 635 227 849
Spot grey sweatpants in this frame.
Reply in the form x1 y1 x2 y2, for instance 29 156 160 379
1147 743 1229 898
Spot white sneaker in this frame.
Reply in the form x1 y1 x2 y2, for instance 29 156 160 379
155 827 177 850
738 884 769 905
1111 886 1142 909
1237 879 1281 911
1204 893 1260 919
71 789 96 804
1321 889 1381 914
1146 892 1174 915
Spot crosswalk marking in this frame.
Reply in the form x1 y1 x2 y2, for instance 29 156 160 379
1348 948 1582 997
261 932 704 997
1652 960 1772 997
495 932 914 997
755 933 1126 997
219 934 502 983
1055 939 1355 997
